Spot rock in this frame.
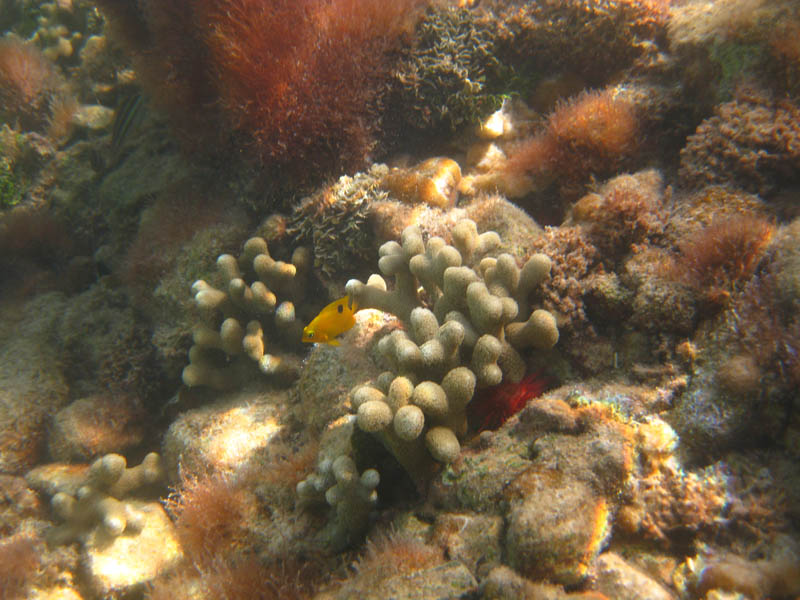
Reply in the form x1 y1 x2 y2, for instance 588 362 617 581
593 552 676 600
431 512 503 577
29 586 84 600
71 105 114 131
504 470 610 586
316 561 477 600
479 565 592 599
429 430 532 514
373 561 476 599
162 389 285 482
48 395 146 461
0 294 70 473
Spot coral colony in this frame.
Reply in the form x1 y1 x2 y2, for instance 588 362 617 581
1 0 800 599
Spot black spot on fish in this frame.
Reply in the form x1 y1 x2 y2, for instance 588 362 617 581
337 303 344 313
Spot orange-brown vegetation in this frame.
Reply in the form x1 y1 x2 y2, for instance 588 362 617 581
201 0 425 171
95 0 217 151
147 554 323 600
504 89 640 199
255 440 319 506
668 214 775 306
166 472 257 564
572 170 667 259
96 0 427 173
326 529 444 594
0 533 41 600
46 93 79 142
770 20 800 93
0 207 72 262
0 207 74 299
120 185 233 292
204 556 322 600
731 273 800 390
0 37 70 133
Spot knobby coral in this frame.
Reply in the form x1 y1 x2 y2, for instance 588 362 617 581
344 219 558 471
183 237 311 389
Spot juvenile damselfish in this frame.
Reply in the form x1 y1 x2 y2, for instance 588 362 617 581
302 296 359 345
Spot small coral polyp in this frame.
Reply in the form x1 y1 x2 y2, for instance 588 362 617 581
183 238 311 390
345 219 558 472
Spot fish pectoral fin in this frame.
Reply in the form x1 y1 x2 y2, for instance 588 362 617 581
328 338 341 346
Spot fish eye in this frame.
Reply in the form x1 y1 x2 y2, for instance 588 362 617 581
337 304 343 313
307 331 314 338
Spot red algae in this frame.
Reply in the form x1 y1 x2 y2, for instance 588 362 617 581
468 373 551 432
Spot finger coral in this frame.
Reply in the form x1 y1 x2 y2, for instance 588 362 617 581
25 452 166 545
343 219 558 476
183 237 311 389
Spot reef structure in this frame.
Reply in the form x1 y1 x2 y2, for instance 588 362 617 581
344 219 558 477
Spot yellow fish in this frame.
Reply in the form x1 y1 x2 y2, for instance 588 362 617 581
301 296 359 346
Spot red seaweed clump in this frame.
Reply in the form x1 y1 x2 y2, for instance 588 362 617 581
0 533 42 600
503 88 640 202
668 214 775 308
468 373 551 432
571 169 667 261
0 36 65 133
95 0 426 174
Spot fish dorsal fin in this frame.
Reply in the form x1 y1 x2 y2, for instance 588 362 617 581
347 295 358 313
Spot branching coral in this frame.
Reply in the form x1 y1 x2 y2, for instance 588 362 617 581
297 450 380 551
183 237 311 389
343 219 558 474
26 452 165 545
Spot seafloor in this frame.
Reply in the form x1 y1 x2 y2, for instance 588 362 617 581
1 0 799 599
